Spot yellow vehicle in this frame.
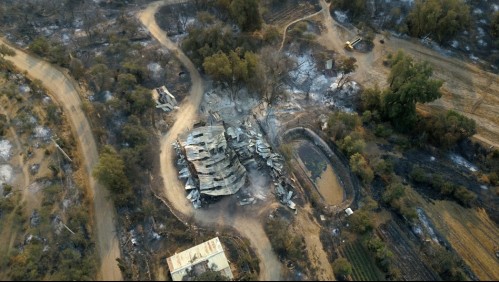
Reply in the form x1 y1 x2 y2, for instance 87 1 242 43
345 37 362 51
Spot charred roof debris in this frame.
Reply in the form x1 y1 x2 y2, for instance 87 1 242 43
154 85 178 112
173 112 297 210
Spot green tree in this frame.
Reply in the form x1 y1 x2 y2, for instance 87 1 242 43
453 186 476 207
230 0 262 32
361 85 382 112
203 49 259 100
384 51 443 131
88 63 113 93
333 257 352 280
331 0 367 20
203 51 232 81
327 111 361 140
29 37 50 56
339 134 365 157
121 117 149 147
349 152 373 185
93 145 133 206
0 43 15 58
407 0 470 43
348 208 372 234
116 73 137 94
69 58 85 80
430 245 468 280
492 11 499 38
0 43 15 70
419 110 476 148
382 183 405 204
182 22 236 65
126 86 154 116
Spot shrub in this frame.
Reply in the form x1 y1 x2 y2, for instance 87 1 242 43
349 153 374 185
410 165 428 183
339 134 365 157
333 257 353 280
348 209 373 234
374 124 392 138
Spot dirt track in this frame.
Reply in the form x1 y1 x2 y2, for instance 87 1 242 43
0 38 123 281
138 1 282 280
316 0 499 148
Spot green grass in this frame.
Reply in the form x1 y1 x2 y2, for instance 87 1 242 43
340 241 386 281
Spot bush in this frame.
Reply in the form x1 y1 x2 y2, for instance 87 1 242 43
374 124 392 138
453 186 476 207
348 209 373 234
382 183 405 204
327 112 361 141
333 257 352 280
410 165 428 183
417 110 476 148
489 172 498 186
349 153 374 185
339 134 365 157
361 86 382 112
264 218 305 262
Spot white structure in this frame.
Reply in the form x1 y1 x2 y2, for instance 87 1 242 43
167 237 233 281
345 208 354 216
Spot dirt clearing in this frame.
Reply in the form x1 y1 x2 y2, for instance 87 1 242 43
316 0 499 149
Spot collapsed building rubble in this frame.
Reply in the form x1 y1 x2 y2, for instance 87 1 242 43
155 86 178 112
174 125 247 208
173 113 297 210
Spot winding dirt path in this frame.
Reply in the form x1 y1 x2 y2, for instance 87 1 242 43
0 38 123 281
138 1 282 280
279 8 324 52
317 0 499 148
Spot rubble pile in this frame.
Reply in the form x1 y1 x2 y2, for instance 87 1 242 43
155 86 178 112
226 120 296 210
173 113 297 210
174 125 248 208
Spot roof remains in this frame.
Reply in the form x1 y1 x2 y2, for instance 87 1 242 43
179 126 247 196
167 237 233 281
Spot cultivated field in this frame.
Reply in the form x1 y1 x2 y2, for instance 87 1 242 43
339 241 385 281
406 188 499 280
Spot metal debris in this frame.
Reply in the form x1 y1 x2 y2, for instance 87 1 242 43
155 86 178 112
178 125 247 199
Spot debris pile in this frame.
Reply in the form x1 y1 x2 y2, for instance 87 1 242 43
174 125 248 208
174 114 297 210
226 120 296 210
155 86 178 112
0 140 12 161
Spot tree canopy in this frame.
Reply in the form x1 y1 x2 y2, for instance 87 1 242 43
203 49 259 99
407 0 470 43
333 257 353 280
229 0 262 32
491 11 499 38
384 50 443 131
0 44 15 58
93 145 133 206
331 0 367 20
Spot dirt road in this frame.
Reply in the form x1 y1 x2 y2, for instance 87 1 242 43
317 0 499 148
0 38 123 281
138 1 282 280
279 8 324 52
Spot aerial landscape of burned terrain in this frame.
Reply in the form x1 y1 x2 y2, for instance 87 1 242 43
0 0 498 281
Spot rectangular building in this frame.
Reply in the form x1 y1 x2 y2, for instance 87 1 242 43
167 237 234 281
